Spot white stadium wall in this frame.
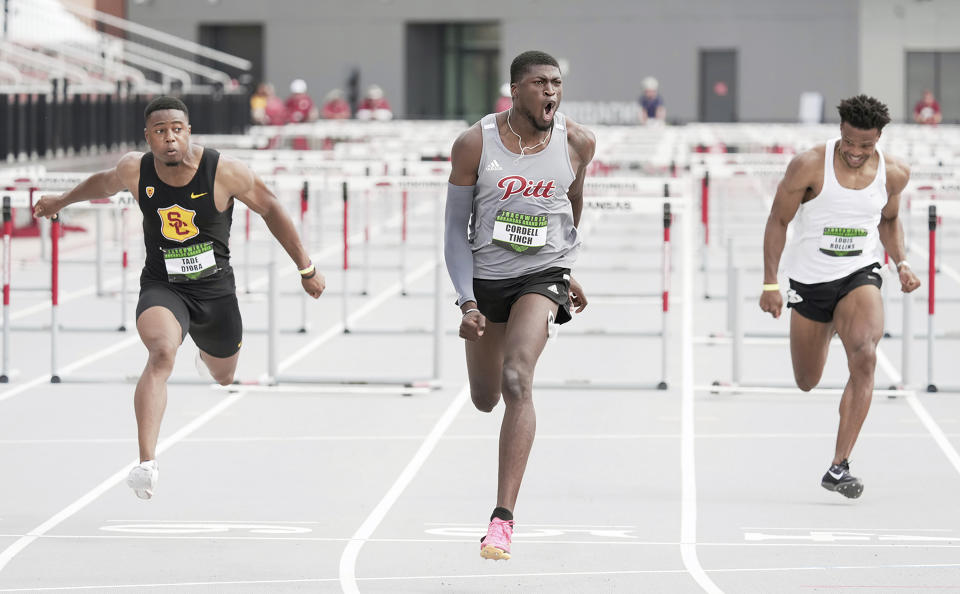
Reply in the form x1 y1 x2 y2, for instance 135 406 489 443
860 0 960 121
127 0 866 123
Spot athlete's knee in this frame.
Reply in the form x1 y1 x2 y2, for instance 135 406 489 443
145 343 177 375
500 359 533 402
847 340 877 373
471 390 500 413
794 370 822 392
212 370 235 386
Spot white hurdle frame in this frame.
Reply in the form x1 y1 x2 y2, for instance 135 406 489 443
0 180 131 333
533 190 688 391
47 193 136 383
910 199 960 393
263 179 445 390
1 194 18 382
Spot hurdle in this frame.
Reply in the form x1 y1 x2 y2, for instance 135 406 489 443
704 234 914 391
577 177 686 278
336 175 448 334
1 195 17 382
0 190 126 384
47 193 137 382
533 194 687 391
261 179 445 390
705 262 913 397
910 201 960 393
25 173 128 296
0 178 133 333
233 175 340 334
703 195 958 396
927 204 937 393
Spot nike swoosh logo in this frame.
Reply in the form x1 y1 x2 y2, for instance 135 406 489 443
190 192 208 199
828 470 845 480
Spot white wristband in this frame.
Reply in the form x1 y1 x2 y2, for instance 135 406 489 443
896 260 911 271
462 308 479 318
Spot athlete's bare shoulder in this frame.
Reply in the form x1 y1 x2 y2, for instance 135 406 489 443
449 121 483 184
115 151 144 190
882 152 911 195
214 151 256 196
563 115 596 165
216 151 251 174
783 144 824 185
450 121 483 162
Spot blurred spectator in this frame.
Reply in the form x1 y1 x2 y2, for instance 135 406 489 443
356 85 393 121
914 89 942 125
250 83 270 125
494 83 512 113
249 83 288 126
259 84 287 126
285 79 319 124
639 76 666 125
321 88 351 119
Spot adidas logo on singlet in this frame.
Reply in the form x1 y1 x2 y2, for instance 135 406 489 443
485 160 503 172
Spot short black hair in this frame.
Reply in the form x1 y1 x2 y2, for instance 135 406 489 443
837 95 890 132
510 51 560 84
144 96 189 122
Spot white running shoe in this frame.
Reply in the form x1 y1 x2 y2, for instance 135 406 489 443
126 460 159 499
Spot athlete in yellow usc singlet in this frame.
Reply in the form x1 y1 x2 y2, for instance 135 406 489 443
34 96 325 499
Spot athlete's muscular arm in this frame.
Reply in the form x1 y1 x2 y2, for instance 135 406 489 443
564 117 596 228
563 117 596 313
449 124 482 188
879 155 921 293
220 156 325 298
33 152 141 219
447 124 485 340
759 149 820 318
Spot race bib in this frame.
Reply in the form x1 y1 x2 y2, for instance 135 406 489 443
492 211 547 254
819 227 867 257
162 242 218 282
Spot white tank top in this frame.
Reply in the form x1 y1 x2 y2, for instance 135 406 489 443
786 138 887 284
470 111 579 279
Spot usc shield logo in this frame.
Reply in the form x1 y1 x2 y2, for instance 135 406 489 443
145 186 155 198
158 205 199 242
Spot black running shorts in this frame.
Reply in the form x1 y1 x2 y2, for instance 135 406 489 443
473 267 572 324
786 263 883 323
136 281 243 358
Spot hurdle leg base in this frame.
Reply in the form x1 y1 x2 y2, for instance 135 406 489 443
927 384 939 393
657 381 668 390
51 375 61 383
0 375 7 383
118 325 126 332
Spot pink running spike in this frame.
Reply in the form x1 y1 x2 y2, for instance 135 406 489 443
480 517 513 560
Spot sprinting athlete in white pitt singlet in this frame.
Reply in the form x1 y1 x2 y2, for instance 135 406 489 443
760 95 920 499
444 50 595 561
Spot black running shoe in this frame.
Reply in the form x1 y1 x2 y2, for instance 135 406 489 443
820 459 863 499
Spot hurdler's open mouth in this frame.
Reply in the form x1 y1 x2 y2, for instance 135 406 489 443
543 101 555 121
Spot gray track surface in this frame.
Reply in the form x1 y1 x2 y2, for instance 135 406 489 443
1 186 959 593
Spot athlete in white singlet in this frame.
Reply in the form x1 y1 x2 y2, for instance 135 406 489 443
760 95 921 499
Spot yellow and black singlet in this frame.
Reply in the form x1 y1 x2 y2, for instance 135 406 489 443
137 148 235 298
